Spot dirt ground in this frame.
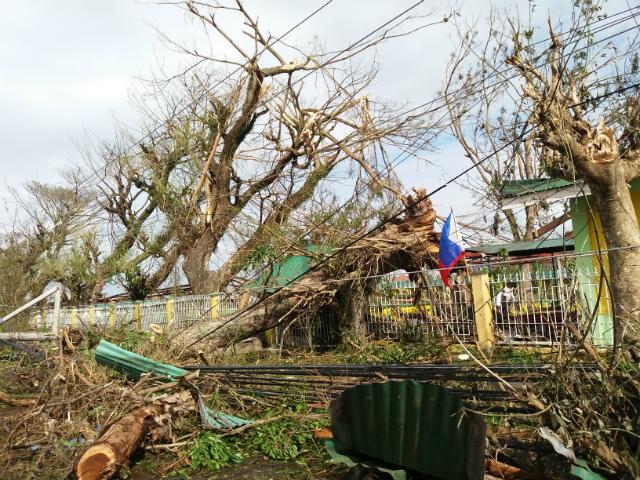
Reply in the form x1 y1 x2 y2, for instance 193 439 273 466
131 453 344 479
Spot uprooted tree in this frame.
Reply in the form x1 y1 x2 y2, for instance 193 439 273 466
176 188 440 347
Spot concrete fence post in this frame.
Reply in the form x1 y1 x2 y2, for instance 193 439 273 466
108 304 116 327
210 295 219 320
471 273 495 353
166 299 174 328
52 287 62 335
135 303 142 330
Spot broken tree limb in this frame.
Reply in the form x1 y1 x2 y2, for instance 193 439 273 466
74 390 195 480
0 390 37 407
0 332 57 341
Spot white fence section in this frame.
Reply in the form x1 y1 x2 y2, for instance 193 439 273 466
24 251 615 348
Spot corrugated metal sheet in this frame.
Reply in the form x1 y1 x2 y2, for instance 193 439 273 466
329 381 486 480
95 340 187 380
94 340 251 430
324 439 407 480
467 237 574 255
248 244 333 289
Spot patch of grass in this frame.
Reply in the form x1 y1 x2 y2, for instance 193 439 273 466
115 328 154 352
488 346 552 365
139 457 160 473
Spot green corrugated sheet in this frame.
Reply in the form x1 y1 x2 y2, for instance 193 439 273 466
95 340 250 430
571 459 606 480
500 178 579 198
329 381 486 480
96 340 188 380
467 237 574 255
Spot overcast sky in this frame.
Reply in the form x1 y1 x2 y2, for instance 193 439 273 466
0 0 633 233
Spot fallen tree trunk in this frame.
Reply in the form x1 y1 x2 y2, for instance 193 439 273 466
75 390 196 480
176 270 336 348
175 188 440 349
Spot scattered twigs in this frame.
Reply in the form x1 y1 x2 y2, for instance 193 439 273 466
565 321 605 369
157 455 190 476
137 372 200 397
44 381 116 408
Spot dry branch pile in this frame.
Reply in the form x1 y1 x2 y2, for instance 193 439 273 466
0 332 207 479
1 330 639 480
526 361 640 478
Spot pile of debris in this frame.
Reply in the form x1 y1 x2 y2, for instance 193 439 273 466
1 329 637 480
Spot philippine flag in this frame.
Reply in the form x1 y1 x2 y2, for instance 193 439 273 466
438 212 465 287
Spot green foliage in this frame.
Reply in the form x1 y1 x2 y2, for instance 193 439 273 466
490 347 549 365
123 266 150 300
248 408 328 461
242 243 276 270
188 432 243 471
33 230 101 304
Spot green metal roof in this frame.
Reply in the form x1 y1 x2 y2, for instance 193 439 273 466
468 237 574 255
249 244 333 289
500 178 580 198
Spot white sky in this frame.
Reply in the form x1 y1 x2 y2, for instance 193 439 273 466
0 0 633 236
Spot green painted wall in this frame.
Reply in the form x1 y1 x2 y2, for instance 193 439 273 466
568 178 640 346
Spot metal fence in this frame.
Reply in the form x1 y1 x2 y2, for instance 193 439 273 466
30 251 615 348
366 271 475 342
363 252 612 347
485 253 613 346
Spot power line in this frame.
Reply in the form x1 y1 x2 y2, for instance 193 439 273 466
13 5 636 227
77 0 433 199
69 0 339 189
48 3 640 197
5 4 638 309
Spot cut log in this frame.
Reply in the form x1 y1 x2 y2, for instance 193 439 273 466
75 390 196 480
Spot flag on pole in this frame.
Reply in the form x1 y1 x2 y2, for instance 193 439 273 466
438 211 465 287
